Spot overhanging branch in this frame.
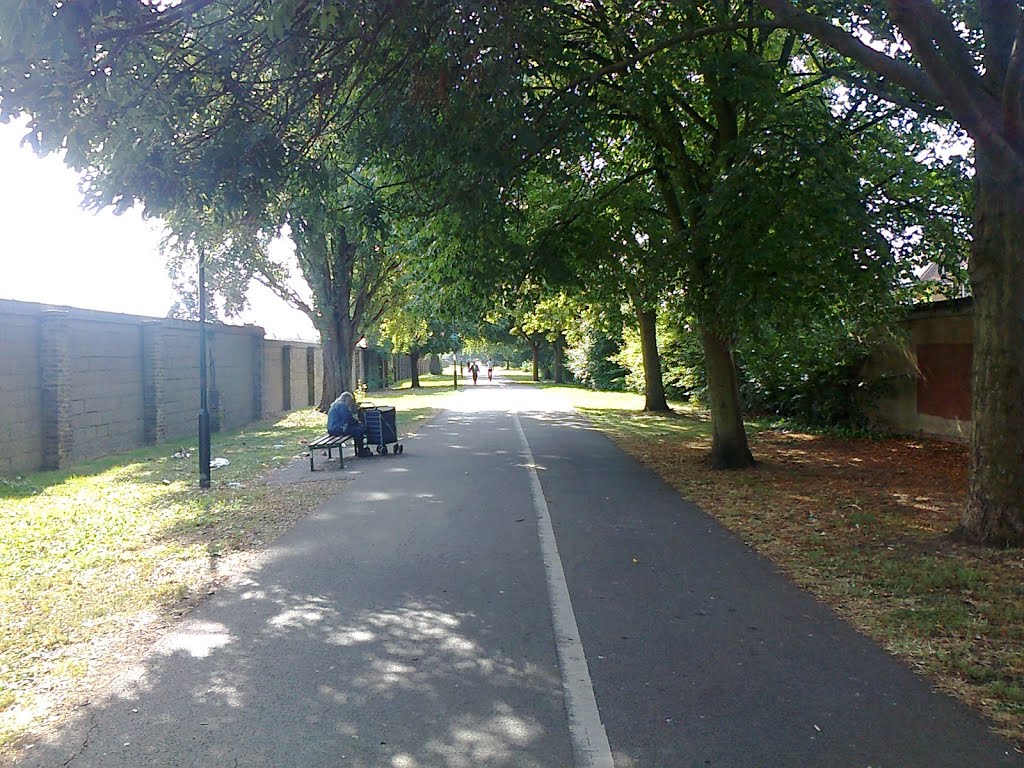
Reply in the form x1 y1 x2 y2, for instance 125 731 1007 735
566 20 784 89
756 0 942 105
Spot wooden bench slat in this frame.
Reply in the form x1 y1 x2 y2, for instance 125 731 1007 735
309 434 351 449
308 433 353 470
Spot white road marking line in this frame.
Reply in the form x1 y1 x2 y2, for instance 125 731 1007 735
513 410 615 768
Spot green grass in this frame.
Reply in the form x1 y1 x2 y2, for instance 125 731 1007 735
361 375 463 434
496 368 539 384
0 382 458 750
877 556 982 593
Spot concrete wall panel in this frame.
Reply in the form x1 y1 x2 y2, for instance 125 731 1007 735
263 341 285 416
0 313 44 474
161 326 201 442
0 298 325 474
65 320 146 463
209 327 258 431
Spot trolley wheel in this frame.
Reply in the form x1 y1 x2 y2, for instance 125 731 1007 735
381 445 389 455
397 444 404 454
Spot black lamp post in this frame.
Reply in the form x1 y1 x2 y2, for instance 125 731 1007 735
198 248 211 489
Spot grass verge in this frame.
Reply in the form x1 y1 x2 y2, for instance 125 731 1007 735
0 379 455 752
550 383 1024 749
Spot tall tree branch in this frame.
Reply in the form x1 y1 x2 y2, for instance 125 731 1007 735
978 0 1020 84
756 0 941 104
888 1 1009 155
566 20 783 89
90 0 224 45
1002 16 1024 151
890 0 988 97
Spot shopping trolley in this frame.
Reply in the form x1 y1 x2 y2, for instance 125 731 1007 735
362 405 404 455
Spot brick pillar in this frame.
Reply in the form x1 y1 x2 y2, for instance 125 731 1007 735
251 332 265 421
141 321 166 445
282 345 292 410
306 347 316 406
40 310 72 470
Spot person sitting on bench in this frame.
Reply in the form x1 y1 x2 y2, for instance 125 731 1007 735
327 391 370 457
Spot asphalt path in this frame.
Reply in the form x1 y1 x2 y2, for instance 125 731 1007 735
15 376 1022 767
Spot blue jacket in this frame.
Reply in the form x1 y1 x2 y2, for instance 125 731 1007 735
327 398 358 436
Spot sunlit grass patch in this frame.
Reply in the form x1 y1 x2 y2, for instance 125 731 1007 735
0 379 466 751
366 376 462 433
493 368 536 384
390 372 460 392
0 408 362 751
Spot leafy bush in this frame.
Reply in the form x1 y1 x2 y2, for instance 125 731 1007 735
600 304 894 428
610 314 703 400
566 328 628 390
734 317 895 429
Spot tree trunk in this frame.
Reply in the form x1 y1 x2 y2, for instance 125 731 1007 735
410 350 422 388
294 223 358 411
317 317 354 410
553 334 565 384
532 342 540 382
956 151 1024 545
701 326 753 469
637 306 670 412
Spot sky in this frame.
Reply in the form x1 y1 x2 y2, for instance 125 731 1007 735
0 118 318 341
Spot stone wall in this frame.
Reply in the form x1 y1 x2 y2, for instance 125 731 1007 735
0 299 323 476
263 341 321 415
65 316 147 464
864 298 973 440
1 306 44 473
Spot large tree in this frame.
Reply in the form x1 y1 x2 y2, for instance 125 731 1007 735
287 168 403 403
519 2 898 467
161 155 404 405
0 0 421 408
747 1 1024 544
517 155 678 412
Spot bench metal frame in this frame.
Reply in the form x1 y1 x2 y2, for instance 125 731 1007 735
307 434 353 470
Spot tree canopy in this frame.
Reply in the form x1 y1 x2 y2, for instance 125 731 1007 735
1 1 1016 544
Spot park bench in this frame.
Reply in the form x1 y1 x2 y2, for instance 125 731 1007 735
307 433 354 471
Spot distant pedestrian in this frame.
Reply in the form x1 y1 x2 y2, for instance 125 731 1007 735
471 361 479 385
487 362 493 382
